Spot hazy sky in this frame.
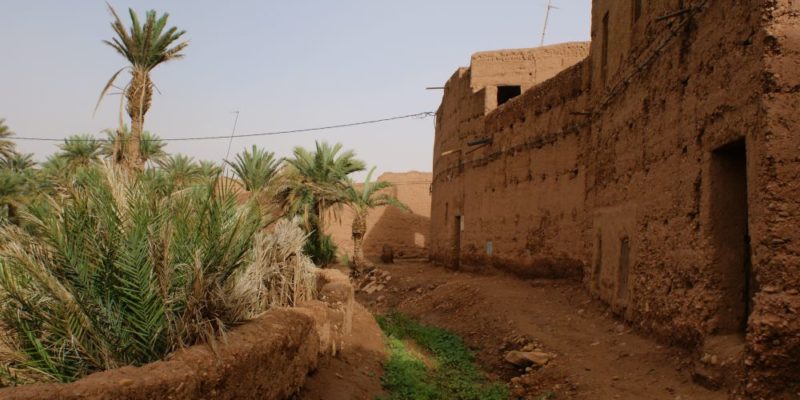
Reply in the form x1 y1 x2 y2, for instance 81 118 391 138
0 0 591 177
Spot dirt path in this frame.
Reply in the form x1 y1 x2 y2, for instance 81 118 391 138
299 303 386 400
358 261 728 400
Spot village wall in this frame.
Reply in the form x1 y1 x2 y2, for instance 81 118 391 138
430 1 800 396
328 171 432 262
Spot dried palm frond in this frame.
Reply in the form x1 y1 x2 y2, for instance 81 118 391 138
225 219 317 321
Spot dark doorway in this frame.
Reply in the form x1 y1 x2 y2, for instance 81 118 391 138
710 139 754 334
593 231 603 290
601 12 609 84
497 86 522 106
632 0 642 23
453 215 462 270
617 236 631 302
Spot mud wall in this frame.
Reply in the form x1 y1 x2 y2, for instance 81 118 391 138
746 0 800 395
585 0 766 339
431 0 799 396
430 43 590 275
328 171 431 262
0 270 355 400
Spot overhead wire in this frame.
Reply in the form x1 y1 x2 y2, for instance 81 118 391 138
6 112 436 142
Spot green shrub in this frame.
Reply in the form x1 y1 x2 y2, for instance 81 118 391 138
0 163 314 385
377 313 509 400
303 230 337 266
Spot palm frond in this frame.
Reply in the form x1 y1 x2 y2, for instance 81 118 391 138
225 145 281 192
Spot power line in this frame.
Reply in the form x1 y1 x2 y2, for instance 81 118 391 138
7 112 436 142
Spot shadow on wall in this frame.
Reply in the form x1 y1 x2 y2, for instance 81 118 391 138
362 206 430 262
327 171 433 263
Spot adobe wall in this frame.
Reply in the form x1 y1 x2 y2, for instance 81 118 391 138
585 0 766 339
0 270 355 400
430 43 591 276
747 0 800 395
431 0 800 396
328 171 431 262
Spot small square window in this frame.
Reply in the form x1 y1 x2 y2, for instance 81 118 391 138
497 85 522 106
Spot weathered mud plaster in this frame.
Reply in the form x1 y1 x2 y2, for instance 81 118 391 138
430 1 800 397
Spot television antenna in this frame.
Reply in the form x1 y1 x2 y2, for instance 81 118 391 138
540 0 559 47
224 110 240 164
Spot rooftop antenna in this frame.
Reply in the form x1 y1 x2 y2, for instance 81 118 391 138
540 0 559 47
224 110 240 166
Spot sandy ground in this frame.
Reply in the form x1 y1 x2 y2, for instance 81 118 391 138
302 261 729 399
298 302 386 400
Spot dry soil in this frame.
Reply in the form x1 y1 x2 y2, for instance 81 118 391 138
305 261 732 399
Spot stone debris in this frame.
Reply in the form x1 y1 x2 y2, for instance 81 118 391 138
357 268 392 295
504 350 553 368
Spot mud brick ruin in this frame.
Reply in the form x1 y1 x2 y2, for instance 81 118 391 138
429 0 799 396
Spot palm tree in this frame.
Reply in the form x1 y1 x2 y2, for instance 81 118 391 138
226 145 281 192
57 134 102 169
102 126 167 167
284 141 365 265
99 6 187 171
0 163 272 383
41 154 71 184
0 152 35 172
0 169 27 225
343 167 407 272
197 160 222 180
160 154 201 188
0 119 18 160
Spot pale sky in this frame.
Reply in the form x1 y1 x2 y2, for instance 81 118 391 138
0 0 591 177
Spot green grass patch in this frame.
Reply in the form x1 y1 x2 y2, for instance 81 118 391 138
377 312 508 400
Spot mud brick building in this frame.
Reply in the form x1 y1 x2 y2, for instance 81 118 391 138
429 1 799 397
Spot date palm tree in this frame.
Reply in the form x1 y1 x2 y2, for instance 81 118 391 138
343 167 407 272
0 119 17 160
0 163 270 383
226 145 281 192
198 160 222 181
1 152 35 172
284 141 365 265
57 134 102 170
102 126 167 167
0 169 27 225
160 154 202 189
98 5 187 171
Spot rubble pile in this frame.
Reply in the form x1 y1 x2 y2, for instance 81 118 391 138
357 268 392 295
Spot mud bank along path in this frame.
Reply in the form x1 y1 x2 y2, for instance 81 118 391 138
299 302 386 400
353 260 729 400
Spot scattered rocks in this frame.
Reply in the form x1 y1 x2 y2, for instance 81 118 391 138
362 283 384 294
504 350 553 368
691 365 722 390
357 268 392 295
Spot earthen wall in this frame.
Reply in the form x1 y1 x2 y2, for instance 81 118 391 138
328 171 431 262
430 1 800 396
